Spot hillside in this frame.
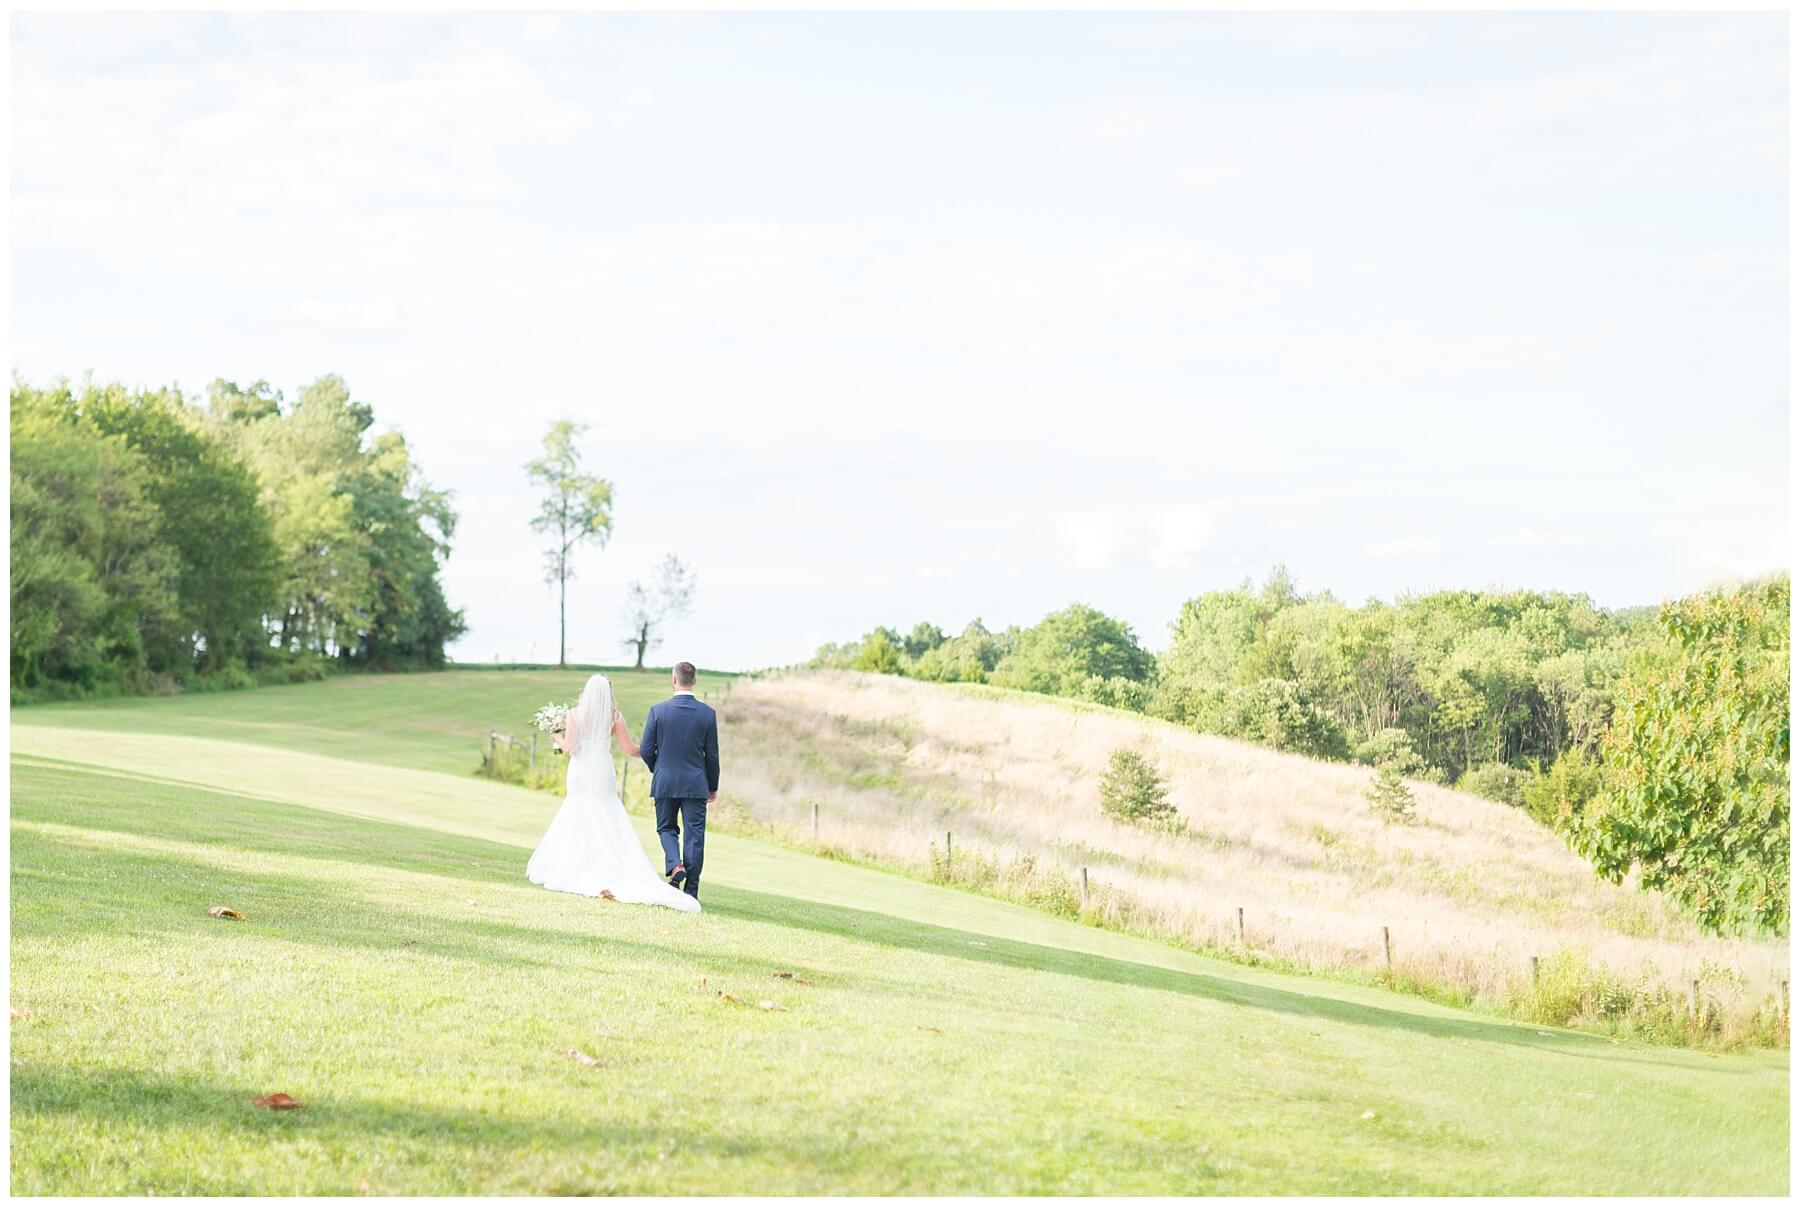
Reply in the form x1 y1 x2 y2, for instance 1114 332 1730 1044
10 671 1789 1193
719 671 1787 1032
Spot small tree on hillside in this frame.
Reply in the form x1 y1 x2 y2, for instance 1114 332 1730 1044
1099 748 1179 829
1366 763 1417 825
621 554 696 670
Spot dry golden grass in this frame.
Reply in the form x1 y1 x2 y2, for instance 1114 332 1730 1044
720 670 1787 1035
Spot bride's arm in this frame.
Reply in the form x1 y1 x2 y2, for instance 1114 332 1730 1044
612 709 641 758
557 708 582 755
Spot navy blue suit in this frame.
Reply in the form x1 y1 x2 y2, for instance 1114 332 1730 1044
639 692 720 899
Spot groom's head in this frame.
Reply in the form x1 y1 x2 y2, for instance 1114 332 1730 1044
672 661 697 691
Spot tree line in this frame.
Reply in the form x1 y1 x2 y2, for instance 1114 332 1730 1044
11 374 463 699
811 569 1789 935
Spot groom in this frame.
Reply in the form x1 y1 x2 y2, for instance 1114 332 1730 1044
638 661 720 901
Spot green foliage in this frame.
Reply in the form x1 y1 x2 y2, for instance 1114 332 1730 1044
1522 751 1603 829
1568 577 1790 935
989 604 1154 698
852 628 904 674
11 372 462 700
1148 569 1667 787
11 384 180 694
82 384 280 671
1457 763 1531 807
1365 764 1417 825
1353 727 1425 775
1077 674 1154 712
1098 748 1180 829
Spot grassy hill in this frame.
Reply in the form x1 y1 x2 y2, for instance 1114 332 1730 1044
720 671 1787 1041
10 671 1789 1194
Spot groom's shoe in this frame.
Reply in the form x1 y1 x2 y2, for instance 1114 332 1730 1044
667 864 687 889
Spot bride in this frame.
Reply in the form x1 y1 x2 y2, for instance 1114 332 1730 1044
526 674 701 913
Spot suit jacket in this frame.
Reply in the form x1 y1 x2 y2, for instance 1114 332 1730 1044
640 693 720 800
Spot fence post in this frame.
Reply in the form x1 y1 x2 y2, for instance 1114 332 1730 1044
1531 956 1540 985
1781 980 1790 1024
1080 866 1089 911
812 801 820 843
1381 926 1392 970
945 831 953 872
1236 907 1246 947
1688 979 1700 1020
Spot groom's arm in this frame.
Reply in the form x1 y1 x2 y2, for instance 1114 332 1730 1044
704 710 720 800
639 706 659 771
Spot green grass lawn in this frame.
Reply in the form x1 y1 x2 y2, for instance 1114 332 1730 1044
10 674 1790 1194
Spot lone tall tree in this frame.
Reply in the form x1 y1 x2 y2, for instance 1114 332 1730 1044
622 554 697 670
526 421 613 667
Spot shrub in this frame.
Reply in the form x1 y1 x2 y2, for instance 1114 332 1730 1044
1365 764 1416 824
1099 748 1180 829
1353 727 1425 774
1457 762 1530 807
852 629 903 675
1247 680 1350 759
1522 750 1603 828
1078 674 1153 712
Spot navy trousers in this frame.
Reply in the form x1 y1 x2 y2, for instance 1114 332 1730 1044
655 796 707 899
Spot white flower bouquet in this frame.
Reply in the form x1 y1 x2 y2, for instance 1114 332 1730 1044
531 701 571 735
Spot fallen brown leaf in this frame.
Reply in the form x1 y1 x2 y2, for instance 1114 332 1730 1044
466 899 477 907
251 1093 303 1110
758 1000 786 1012
773 971 794 979
567 1048 600 1067
916 1025 941 1034
208 906 245 921
717 992 743 1005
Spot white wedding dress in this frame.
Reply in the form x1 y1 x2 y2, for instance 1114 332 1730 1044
526 674 701 913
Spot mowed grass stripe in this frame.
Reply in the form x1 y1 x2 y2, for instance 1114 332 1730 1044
10 756 1789 1194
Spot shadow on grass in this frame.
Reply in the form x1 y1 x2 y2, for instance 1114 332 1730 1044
12 759 1709 1068
5 1060 910 1195
700 886 1678 1062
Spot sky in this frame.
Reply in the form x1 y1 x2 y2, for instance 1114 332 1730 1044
9 11 1789 670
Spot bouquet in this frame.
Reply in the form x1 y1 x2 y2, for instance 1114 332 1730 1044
531 701 571 735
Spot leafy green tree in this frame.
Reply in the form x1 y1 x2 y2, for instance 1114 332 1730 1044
525 421 613 667
990 604 1153 697
853 629 903 674
903 622 947 660
82 384 279 671
622 554 697 670
9 385 179 693
346 428 464 668
1568 577 1790 934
